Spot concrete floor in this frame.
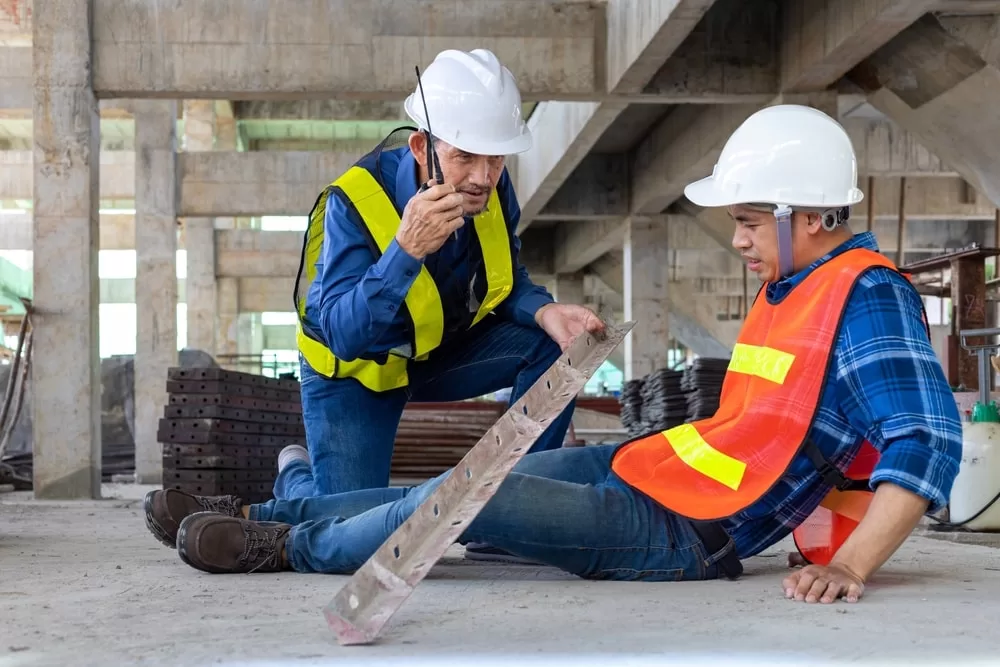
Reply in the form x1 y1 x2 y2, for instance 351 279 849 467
2 484 1000 667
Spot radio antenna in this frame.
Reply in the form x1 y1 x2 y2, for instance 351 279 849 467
415 65 444 191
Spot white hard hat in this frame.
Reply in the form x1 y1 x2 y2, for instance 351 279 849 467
683 105 864 209
403 48 532 156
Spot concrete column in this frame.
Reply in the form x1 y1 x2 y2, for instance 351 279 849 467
30 0 102 498
216 277 240 368
552 272 585 304
182 100 218 354
623 218 671 381
133 100 178 485
238 313 265 368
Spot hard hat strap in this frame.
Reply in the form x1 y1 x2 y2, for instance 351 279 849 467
775 204 795 279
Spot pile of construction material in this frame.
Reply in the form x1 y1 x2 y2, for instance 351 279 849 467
619 357 730 437
388 402 505 486
159 366 507 498
682 357 730 421
159 367 304 504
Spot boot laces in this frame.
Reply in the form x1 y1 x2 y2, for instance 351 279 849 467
239 523 283 573
195 495 241 517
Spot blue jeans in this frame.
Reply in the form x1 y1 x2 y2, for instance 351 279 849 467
275 317 572 498
251 445 730 582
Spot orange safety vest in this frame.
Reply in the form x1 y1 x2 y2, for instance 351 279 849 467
611 247 911 566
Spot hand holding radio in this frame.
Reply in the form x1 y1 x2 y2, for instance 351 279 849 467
396 182 466 260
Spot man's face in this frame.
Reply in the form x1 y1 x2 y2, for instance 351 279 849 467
730 204 822 282
411 133 505 216
729 204 782 283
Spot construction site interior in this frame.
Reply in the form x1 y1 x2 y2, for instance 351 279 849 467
5 0 1000 665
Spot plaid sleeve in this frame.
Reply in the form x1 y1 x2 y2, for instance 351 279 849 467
833 268 962 512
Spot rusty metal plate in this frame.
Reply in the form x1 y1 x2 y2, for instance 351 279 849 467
322 320 633 645
168 393 303 414
157 418 305 436
168 367 300 391
163 404 304 424
157 428 302 448
165 480 273 502
166 380 300 402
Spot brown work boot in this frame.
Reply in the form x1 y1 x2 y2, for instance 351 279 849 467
143 489 243 548
176 512 291 574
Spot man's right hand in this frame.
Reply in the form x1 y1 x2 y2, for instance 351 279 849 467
396 182 466 260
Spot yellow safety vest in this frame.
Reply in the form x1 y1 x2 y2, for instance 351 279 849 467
294 164 515 392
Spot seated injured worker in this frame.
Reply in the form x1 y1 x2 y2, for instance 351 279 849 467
145 104 962 604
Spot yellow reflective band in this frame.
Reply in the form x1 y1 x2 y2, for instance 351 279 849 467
471 188 514 327
663 424 747 491
335 167 444 358
728 343 795 384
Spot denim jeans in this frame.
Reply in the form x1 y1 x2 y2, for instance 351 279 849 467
251 445 730 582
274 316 572 499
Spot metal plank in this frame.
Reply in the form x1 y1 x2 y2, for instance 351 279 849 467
323 320 633 645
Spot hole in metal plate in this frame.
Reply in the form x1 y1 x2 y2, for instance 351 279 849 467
521 405 528 415
433 503 439 516
546 379 551 390
495 434 501 445
393 545 400 559
465 467 472 479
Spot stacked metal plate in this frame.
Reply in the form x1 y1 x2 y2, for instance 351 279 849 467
619 370 688 437
619 379 646 436
639 369 688 432
682 357 731 422
159 367 304 503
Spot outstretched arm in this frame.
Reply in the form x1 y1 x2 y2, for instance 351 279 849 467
784 269 962 603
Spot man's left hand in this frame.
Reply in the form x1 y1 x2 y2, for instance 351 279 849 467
782 561 865 604
535 303 605 351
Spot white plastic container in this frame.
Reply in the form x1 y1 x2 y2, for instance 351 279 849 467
949 421 1000 531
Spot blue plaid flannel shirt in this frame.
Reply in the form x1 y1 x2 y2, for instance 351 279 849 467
724 231 963 558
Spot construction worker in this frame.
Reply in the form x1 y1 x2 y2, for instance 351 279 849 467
278 49 603 521
146 105 962 604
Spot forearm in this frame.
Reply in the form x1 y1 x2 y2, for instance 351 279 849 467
829 482 930 581
496 266 554 328
318 240 422 361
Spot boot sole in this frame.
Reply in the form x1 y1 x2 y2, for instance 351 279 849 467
176 513 195 569
143 490 177 548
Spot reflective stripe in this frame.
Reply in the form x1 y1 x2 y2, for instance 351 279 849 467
471 188 514 326
336 167 445 358
728 342 795 384
294 159 516 392
663 424 747 491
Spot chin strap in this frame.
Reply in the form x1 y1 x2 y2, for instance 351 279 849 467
775 204 794 279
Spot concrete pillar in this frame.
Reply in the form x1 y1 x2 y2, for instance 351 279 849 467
216 277 240 368
552 272 585 305
182 101 218 355
133 100 178 485
30 0 102 499
623 218 671 381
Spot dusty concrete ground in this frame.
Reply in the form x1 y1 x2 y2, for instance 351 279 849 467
2 483 1000 667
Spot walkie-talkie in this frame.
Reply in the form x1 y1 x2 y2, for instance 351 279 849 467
415 65 444 193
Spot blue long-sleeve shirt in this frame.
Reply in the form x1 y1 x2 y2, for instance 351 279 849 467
726 231 963 558
302 146 554 362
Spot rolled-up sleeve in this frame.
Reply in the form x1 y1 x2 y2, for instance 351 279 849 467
834 269 962 512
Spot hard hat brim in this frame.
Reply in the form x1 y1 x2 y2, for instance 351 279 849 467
684 175 865 209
